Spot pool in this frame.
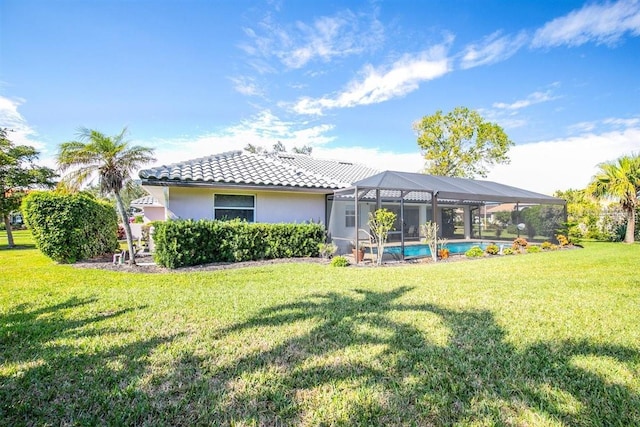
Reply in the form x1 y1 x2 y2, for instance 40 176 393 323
383 241 492 258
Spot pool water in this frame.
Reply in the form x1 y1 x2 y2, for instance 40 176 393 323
384 241 491 257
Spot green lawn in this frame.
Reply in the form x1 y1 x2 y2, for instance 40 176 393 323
1 230 639 426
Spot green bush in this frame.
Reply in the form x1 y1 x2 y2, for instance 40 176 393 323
502 247 515 255
152 219 325 268
465 246 485 258
485 244 500 255
21 191 118 263
526 245 541 253
330 255 349 267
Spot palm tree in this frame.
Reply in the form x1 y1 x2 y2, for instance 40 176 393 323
57 127 155 264
589 154 640 243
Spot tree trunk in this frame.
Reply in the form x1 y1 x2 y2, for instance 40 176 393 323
3 214 15 248
624 207 635 244
114 191 136 265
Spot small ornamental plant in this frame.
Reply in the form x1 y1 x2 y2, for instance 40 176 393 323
330 255 349 267
465 246 485 258
541 241 553 250
527 245 541 253
502 247 515 255
485 244 500 255
437 248 450 259
318 242 338 259
512 237 528 252
556 234 570 247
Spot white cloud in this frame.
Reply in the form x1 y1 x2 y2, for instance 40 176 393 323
147 110 336 167
292 45 451 115
486 126 640 195
0 96 47 153
229 76 263 96
532 0 640 48
241 8 384 70
459 31 528 69
492 89 559 110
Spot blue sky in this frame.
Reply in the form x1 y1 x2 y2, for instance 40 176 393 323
1 0 639 194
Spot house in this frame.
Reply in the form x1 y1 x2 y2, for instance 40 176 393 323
138 150 566 255
138 150 379 225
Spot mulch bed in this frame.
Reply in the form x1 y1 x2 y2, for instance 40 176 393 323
72 253 330 274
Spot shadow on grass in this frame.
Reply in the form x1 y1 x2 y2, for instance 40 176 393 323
2 289 638 425
0 244 36 251
0 296 179 425
156 286 639 425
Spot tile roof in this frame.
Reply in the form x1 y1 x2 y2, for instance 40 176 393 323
130 196 162 206
139 151 379 190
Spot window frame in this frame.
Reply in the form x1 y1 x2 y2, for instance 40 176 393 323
345 206 356 228
213 193 256 222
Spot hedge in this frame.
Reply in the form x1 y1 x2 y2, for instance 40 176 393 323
152 219 325 268
21 191 119 263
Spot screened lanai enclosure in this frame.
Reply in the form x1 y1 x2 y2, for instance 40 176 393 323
327 171 566 261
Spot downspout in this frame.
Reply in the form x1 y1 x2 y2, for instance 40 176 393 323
354 186 359 264
400 194 405 260
516 202 520 238
163 186 170 220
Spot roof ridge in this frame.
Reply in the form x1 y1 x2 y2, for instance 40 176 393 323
255 151 345 186
264 151 378 186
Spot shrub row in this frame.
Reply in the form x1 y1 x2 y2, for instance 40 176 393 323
22 191 118 263
152 219 325 268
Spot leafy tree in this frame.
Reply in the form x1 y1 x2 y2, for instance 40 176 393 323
414 106 514 178
588 154 640 243
553 188 600 238
272 141 286 152
57 127 155 264
292 145 313 155
368 208 396 266
85 180 148 219
244 142 313 156
493 211 512 226
243 143 266 154
0 128 57 247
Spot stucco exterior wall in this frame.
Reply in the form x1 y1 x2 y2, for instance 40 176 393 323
143 207 165 222
256 191 325 223
142 185 327 224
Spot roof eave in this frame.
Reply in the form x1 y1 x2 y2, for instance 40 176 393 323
140 179 340 194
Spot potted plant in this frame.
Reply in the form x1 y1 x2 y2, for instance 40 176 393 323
350 241 366 262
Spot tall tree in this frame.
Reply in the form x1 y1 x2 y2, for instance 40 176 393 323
57 127 155 264
0 128 57 247
588 154 640 244
413 106 514 178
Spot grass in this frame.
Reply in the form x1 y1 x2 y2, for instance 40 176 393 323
1 230 639 426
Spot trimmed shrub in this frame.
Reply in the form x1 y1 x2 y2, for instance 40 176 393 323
465 246 485 258
22 191 118 263
330 256 349 267
152 219 325 269
502 247 515 255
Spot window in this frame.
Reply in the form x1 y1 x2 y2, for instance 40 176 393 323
214 194 255 222
345 207 355 227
